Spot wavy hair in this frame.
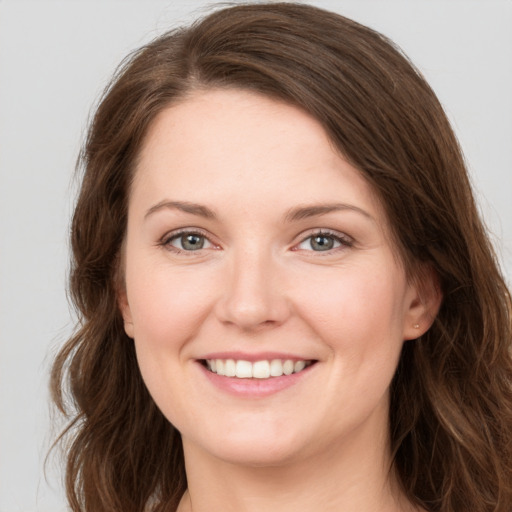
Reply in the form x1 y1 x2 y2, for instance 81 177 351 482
51 3 512 511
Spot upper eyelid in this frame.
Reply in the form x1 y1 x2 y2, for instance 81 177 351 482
161 227 212 242
159 229 217 255
292 229 354 252
296 228 353 243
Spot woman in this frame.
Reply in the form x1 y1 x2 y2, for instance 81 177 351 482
51 2 512 511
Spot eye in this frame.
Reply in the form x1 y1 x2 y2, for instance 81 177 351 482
161 230 215 252
296 231 352 252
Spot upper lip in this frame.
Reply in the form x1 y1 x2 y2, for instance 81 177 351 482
198 351 317 362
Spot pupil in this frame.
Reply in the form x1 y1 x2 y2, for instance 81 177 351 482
182 234 204 250
312 235 333 251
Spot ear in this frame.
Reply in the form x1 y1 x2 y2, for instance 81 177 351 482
114 246 134 339
402 265 442 340
117 283 135 339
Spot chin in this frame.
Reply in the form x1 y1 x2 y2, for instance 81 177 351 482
209 444 302 468
184 423 311 468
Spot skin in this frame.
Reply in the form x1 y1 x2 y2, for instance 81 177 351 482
119 89 439 511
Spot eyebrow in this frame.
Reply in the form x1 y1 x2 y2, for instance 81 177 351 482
283 203 374 223
144 200 373 223
144 200 217 220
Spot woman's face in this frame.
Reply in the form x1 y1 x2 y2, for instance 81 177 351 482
120 89 430 467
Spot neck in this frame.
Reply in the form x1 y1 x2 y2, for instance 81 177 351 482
177 418 416 512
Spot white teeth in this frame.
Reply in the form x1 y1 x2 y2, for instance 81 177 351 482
235 360 252 378
294 360 306 373
253 360 270 379
283 360 294 375
269 359 283 377
205 358 312 379
225 359 236 377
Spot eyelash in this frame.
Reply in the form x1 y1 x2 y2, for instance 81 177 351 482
158 228 353 255
159 228 215 254
294 230 354 254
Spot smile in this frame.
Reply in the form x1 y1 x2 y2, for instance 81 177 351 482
204 359 314 379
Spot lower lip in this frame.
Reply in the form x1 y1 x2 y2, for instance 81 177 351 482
198 362 316 398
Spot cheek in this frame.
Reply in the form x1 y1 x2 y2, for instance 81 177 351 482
125 262 218 424
295 262 408 359
125 261 217 353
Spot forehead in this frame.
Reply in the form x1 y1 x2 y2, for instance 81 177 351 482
133 88 385 225
137 88 338 176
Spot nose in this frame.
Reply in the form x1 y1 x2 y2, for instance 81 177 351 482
214 247 291 331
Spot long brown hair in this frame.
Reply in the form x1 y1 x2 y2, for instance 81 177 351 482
51 3 512 511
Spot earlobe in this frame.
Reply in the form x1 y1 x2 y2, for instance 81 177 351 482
403 266 443 340
115 249 134 339
118 288 135 339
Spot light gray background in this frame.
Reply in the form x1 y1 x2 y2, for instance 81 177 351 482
1 1 511 510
